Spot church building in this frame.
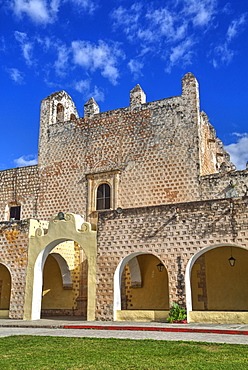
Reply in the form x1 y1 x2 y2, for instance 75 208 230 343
0 72 248 324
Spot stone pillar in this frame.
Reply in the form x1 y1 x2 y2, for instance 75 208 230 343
84 98 100 118
181 72 200 113
130 84 146 110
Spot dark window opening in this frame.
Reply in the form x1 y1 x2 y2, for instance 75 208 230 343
10 206 21 220
70 114 76 120
96 184 110 210
57 103 64 122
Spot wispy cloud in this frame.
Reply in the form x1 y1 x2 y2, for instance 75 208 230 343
72 40 124 85
10 0 97 24
54 45 70 76
70 0 97 15
14 155 38 167
7 68 25 84
111 0 246 71
0 36 6 52
183 0 217 27
225 133 248 170
227 14 247 41
11 0 59 24
14 31 34 66
74 79 104 102
166 38 195 72
212 13 247 68
128 59 144 79
212 43 235 68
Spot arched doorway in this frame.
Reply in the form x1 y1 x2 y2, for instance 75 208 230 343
41 253 74 317
0 263 11 318
23 214 97 321
114 253 169 321
41 249 88 318
186 244 248 323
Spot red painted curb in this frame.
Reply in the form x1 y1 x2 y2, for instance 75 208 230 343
63 325 248 335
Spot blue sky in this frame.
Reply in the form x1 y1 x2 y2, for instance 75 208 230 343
0 0 248 171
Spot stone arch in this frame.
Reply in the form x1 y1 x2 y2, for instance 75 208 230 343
185 243 248 322
0 262 12 317
23 213 97 321
50 253 73 288
114 252 169 321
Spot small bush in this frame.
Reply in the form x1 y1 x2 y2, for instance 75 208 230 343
167 302 187 323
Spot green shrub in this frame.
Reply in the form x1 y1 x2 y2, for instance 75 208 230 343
168 302 187 323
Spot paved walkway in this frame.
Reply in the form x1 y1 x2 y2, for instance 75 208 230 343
0 318 248 344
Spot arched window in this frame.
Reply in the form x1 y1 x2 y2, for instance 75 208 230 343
96 183 110 210
70 114 76 121
56 103 64 122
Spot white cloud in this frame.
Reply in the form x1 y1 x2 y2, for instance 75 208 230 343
70 0 97 15
7 68 25 84
111 3 142 39
12 0 58 24
166 38 195 71
90 86 104 102
110 1 215 71
72 40 124 85
74 79 104 102
128 59 144 78
0 36 6 52
10 0 97 24
54 45 70 76
227 14 247 42
14 31 34 66
74 79 91 92
212 43 235 68
14 155 38 167
224 133 248 170
183 0 217 27
146 7 187 43
211 13 247 67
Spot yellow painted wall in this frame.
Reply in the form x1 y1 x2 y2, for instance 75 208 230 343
124 254 169 310
42 255 74 309
116 310 169 322
192 247 248 311
0 264 11 309
190 311 248 324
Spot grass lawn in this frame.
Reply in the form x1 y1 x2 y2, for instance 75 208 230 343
0 336 247 369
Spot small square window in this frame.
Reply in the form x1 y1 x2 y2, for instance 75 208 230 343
10 206 21 220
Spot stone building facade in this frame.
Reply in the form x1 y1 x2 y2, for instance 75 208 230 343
0 73 248 323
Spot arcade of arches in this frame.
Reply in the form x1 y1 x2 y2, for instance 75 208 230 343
1 209 248 324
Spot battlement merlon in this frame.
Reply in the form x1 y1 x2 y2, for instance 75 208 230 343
182 72 200 113
84 97 100 118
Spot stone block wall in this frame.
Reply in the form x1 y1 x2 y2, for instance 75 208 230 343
96 196 248 320
0 220 29 318
199 112 233 176
0 166 39 220
34 73 210 222
199 169 248 200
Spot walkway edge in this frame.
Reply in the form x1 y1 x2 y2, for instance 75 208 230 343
63 325 248 335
